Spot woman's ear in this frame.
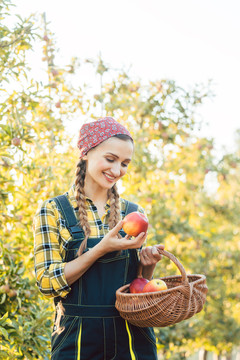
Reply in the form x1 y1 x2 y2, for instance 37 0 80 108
82 155 87 161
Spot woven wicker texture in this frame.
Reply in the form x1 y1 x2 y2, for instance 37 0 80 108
115 249 208 327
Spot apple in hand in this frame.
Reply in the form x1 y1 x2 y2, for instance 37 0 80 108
143 279 167 293
129 278 149 293
122 212 148 237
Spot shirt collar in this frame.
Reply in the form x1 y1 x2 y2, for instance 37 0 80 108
68 184 110 210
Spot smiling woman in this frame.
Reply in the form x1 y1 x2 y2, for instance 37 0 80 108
33 116 163 359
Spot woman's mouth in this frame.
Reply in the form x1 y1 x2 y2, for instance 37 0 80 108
103 172 115 182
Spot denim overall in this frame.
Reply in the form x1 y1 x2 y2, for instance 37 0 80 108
51 195 157 360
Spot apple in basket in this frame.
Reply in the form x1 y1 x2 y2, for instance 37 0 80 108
122 212 148 237
143 279 167 293
129 278 149 293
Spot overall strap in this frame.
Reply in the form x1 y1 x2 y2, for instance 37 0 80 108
124 200 138 216
52 196 138 236
52 194 84 236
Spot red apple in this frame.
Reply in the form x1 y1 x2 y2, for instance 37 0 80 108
230 162 237 168
122 212 148 237
161 132 169 139
25 290 31 299
0 284 10 293
12 137 21 146
8 289 17 298
19 307 27 315
51 69 59 77
129 278 149 293
143 279 167 293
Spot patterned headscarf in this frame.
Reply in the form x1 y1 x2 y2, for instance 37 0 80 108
77 117 133 158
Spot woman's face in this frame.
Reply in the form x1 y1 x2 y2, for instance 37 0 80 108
83 137 134 191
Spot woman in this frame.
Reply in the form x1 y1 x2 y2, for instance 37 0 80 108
34 117 164 359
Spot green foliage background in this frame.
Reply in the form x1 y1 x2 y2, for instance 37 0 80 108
0 1 239 359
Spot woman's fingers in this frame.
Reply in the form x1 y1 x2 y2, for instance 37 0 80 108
109 220 124 236
155 244 165 250
122 231 146 249
134 232 147 247
140 248 152 266
140 245 163 265
151 246 162 261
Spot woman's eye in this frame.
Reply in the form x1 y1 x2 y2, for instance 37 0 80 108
106 158 128 168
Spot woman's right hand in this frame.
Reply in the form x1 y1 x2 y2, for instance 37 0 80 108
64 220 146 285
97 220 147 255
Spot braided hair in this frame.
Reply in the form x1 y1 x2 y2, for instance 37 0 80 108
75 134 133 256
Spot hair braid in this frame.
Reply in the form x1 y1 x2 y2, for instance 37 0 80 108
75 159 91 256
108 184 121 236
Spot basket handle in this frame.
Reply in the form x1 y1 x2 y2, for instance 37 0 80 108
137 248 188 284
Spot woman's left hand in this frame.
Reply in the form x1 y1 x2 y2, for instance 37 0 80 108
139 244 165 266
139 244 165 280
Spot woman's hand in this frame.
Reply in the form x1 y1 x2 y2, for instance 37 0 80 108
140 244 164 266
65 220 148 286
139 244 165 280
98 220 147 255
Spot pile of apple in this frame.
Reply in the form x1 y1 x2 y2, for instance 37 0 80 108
122 211 168 294
129 277 167 294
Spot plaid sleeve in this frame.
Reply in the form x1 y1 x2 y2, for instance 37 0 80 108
33 200 71 298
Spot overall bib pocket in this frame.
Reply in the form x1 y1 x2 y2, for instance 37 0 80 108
80 247 130 306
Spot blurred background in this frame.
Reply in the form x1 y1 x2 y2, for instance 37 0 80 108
0 0 239 359
15 0 240 153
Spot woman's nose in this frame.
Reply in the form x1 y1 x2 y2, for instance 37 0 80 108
111 163 121 176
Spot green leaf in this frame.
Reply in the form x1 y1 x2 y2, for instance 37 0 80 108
0 293 7 305
0 325 9 339
0 312 8 325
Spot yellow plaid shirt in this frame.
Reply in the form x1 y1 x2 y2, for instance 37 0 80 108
33 185 145 299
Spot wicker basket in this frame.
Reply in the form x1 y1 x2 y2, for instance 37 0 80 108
115 249 208 327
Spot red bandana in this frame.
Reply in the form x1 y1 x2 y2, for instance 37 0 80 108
77 117 133 158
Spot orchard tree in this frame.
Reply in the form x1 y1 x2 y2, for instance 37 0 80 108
0 2 84 358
